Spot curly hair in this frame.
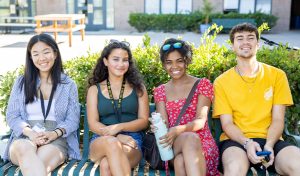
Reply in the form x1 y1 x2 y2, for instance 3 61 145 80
159 38 193 65
229 23 259 44
88 41 144 96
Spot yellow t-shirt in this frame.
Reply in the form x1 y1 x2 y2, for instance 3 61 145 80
213 63 293 141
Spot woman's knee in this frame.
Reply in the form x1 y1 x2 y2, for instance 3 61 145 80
10 139 36 157
91 136 122 154
179 132 201 149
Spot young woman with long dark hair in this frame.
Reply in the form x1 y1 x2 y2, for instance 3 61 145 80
4 33 81 176
87 40 149 176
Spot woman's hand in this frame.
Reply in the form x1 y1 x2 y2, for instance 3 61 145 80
117 134 138 149
27 131 47 146
41 131 59 144
159 126 180 148
100 124 122 136
149 118 167 133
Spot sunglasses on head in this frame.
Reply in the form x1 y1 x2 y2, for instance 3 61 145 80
162 42 183 51
109 39 130 47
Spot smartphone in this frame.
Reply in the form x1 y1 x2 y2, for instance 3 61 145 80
256 151 271 156
256 151 271 162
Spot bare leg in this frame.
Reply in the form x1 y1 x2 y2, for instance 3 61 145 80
99 157 112 176
274 146 300 176
9 139 47 176
90 136 131 176
121 145 142 168
222 146 249 176
37 144 66 174
173 132 206 176
173 153 186 176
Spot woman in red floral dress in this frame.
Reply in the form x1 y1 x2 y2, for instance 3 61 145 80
153 38 219 176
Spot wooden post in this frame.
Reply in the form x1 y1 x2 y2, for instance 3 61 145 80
68 19 72 47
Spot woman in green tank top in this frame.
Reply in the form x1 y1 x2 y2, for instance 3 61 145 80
86 40 149 175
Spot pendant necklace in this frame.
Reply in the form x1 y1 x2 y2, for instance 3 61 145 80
236 63 260 93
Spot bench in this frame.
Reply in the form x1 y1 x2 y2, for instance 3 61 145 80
0 16 36 34
212 18 256 33
0 104 299 176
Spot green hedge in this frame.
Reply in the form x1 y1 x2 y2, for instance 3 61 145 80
0 24 299 134
129 11 278 32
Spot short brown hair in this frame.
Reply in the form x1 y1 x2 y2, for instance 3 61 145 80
229 23 259 43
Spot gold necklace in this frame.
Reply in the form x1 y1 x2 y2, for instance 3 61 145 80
236 63 260 93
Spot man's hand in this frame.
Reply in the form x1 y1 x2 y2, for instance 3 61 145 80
262 145 274 168
246 140 264 164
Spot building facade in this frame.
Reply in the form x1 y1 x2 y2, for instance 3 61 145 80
0 0 299 32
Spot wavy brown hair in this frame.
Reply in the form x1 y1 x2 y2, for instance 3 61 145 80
88 41 144 96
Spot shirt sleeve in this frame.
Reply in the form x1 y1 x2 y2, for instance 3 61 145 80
197 78 214 102
212 78 232 118
6 76 30 137
153 85 166 103
273 70 293 105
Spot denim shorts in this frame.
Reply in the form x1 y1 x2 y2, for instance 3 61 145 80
90 131 143 152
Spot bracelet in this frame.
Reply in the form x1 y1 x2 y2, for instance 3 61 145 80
243 139 253 149
54 130 59 137
56 128 64 137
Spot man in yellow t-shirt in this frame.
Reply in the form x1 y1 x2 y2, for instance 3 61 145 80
213 23 300 176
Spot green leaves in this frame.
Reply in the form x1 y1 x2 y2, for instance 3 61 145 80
129 12 278 33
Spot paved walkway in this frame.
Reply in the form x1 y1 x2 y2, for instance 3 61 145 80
0 30 299 157
0 30 299 76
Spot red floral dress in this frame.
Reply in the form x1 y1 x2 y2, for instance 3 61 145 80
153 78 219 176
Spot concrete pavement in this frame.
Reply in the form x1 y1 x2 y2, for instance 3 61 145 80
0 30 299 76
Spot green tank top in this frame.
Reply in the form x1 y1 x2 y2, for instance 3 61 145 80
97 84 138 125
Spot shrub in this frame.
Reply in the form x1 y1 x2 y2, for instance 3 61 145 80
129 11 277 33
64 51 99 103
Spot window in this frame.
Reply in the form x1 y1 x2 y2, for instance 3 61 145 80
177 0 192 14
145 0 159 14
106 0 114 28
256 0 271 13
240 0 255 13
145 0 192 14
161 0 176 14
223 0 272 14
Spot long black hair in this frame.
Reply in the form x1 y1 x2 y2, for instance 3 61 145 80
88 41 144 96
21 33 63 104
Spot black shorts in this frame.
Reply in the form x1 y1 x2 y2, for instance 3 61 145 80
218 138 292 173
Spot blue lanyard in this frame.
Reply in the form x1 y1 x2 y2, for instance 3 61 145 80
40 87 55 123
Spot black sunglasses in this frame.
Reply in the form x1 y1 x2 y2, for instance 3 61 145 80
109 39 130 47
